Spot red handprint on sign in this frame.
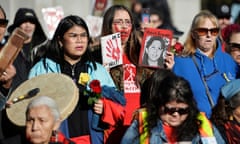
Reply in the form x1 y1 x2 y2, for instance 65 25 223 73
106 38 121 60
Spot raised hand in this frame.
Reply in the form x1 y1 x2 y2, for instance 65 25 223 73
106 38 121 61
0 64 16 89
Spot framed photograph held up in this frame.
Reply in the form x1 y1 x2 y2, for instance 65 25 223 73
139 28 173 68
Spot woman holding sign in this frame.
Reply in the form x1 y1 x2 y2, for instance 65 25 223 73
100 5 142 143
100 4 175 143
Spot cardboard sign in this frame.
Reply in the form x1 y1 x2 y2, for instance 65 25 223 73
42 6 64 39
86 15 103 37
100 32 123 69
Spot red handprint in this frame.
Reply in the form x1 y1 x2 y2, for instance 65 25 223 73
106 38 121 60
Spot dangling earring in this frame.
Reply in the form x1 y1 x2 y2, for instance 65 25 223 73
58 38 63 48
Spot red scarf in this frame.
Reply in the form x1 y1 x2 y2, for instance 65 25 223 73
163 124 177 143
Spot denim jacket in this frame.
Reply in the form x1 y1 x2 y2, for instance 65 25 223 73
121 119 226 144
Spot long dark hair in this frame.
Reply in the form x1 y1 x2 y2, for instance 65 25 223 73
140 69 175 106
101 5 140 65
211 92 240 126
211 96 231 126
34 15 96 69
142 36 166 66
8 8 47 48
146 75 200 141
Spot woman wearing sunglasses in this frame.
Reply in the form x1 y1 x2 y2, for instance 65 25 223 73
173 10 239 119
221 24 240 65
121 71 225 143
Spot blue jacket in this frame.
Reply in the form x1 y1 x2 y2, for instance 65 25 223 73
29 58 116 86
121 119 225 144
173 39 239 118
28 58 122 144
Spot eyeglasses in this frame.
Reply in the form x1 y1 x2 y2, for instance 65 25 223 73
229 43 240 49
163 106 189 115
0 19 8 27
150 19 160 24
113 19 132 27
66 32 88 39
194 28 219 36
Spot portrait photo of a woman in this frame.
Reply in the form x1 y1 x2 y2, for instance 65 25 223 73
141 36 167 68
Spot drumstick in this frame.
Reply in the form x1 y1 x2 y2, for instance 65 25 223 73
12 88 40 104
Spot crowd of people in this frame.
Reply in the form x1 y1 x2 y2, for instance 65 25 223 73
0 0 240 143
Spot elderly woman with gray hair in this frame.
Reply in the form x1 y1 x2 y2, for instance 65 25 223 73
2 96 75 144
25 96 74 144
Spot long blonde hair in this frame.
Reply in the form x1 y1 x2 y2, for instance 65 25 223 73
182 10 219 56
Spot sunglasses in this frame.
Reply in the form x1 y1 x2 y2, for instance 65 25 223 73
0 19 8 27
218 16 231 19
229 43 240 49
194 28 219 36
163 106 189 115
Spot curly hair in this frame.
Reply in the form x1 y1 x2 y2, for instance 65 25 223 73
210 96 231 126
211 92 240 126
146 75 200 141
